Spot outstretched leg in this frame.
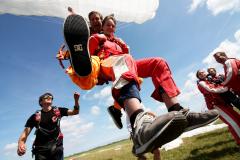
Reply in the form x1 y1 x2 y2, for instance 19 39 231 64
136 57 219 131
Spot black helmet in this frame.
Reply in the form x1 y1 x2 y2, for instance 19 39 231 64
39 92 53 106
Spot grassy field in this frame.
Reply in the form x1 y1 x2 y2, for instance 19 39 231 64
65 126 240 160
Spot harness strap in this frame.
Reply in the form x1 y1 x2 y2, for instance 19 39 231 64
58 59 65 69
34 107 62 136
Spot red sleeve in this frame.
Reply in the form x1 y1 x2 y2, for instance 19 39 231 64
89 34 107 55
89 35 100 56
198 81 228 93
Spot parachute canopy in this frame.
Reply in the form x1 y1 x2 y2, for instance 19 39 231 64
0 0 159 24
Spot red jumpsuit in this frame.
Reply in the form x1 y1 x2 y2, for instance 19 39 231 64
197 79 240 145
89 34 180 104
89 34 140 103
136 58 180 102
222 58 240 95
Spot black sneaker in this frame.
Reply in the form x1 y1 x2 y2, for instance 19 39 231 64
63 14 92 77
107 105 123 129
132 111 188 156
183 109 219 132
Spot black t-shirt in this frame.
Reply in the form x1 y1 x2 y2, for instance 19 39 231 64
25 107 68 146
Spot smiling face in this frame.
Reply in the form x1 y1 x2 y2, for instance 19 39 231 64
89 12 102 33
207 68 216 77
213 52 228 64
197 70 207 80
39 93 53 107
102 16 116 37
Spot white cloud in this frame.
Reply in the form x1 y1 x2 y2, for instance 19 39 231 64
92 86 112 99
188 0 240 15
178 72 201 104
4 142 17 150
61 116 94 137
207 0 240 15
3 143 17 156
91 105 101 115
188 0 206 13
203 30 240 67
84 86 112 100
234 29 240 43
184 72 198 90
83 87 114 109
60 115 94 155
0 0 159 24
82 87 114 109
105 96 114 106
82 90 91 100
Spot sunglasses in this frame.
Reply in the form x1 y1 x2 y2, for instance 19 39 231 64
43 95 53 100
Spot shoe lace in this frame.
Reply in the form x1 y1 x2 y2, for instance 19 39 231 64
133 112 155 145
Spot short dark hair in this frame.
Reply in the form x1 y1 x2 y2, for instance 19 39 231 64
207 67 216 73
88 11 103 21
102 14 116 26
39 92 53 106
213 51 226 57
196 70 202 79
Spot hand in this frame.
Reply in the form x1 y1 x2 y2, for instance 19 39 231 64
56 44 70 60
56 44 65 60
94 34 107 43
68 7 76 15
74 92 80 101
17 143 26 156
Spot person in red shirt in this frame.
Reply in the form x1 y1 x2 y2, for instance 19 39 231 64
213 52 240 96
197 69 240 145
207 67 240 110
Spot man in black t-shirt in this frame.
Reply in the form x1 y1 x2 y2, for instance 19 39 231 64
17 92 80 160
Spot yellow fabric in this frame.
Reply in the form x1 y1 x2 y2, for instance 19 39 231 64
66 56 100 90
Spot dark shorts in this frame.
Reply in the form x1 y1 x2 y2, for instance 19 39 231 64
33 139 63 160
118 81 141 106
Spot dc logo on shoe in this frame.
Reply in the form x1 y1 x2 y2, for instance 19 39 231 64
74 44 83 52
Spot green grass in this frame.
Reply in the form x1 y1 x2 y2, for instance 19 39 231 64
65 127 240 160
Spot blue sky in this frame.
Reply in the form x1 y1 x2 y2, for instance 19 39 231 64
0 0 240 160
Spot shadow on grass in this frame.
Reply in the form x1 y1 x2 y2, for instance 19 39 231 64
195 129 227 140
191 139 233 154
184 142 239 160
